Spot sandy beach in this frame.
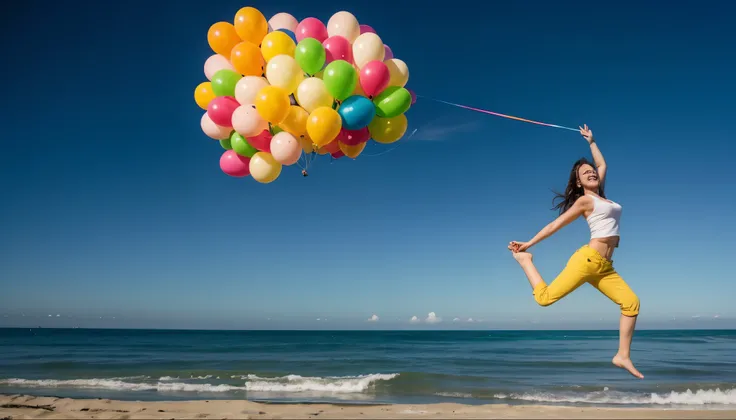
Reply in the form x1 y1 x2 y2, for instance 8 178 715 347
1 394 735 419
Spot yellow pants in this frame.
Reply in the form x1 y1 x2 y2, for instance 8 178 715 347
532 245 640 317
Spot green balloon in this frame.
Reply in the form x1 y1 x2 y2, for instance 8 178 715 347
373 86 412 118
271 125 284 135
323 60 357 101
211 69 242 97
295 38 326 76
219 137 233 150
231 132 257 158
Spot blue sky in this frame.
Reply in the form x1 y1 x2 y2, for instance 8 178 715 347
1 0 734 330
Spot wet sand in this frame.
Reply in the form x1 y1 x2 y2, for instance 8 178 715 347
2 394 735 419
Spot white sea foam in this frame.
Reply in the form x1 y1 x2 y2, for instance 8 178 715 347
494 387 736 405
242 373 399 393
0 378 243 393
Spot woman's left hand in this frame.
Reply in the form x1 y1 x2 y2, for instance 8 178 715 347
579 124 594 144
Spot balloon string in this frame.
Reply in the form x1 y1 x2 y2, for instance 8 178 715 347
416 95 580 132
362 128 418 157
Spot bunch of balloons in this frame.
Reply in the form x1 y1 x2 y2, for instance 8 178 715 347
194 7 415 183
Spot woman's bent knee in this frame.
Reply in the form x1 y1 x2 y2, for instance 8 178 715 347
532 284 555 307
621 294 640 317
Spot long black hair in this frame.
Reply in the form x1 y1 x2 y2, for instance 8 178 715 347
551 158 605 215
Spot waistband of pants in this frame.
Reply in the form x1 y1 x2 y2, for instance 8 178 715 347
578 245 612 265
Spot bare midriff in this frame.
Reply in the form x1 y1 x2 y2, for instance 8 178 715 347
590 236 620 261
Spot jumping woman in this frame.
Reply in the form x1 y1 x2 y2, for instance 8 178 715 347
508 124 643 379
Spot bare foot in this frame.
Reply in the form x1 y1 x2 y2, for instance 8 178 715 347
512 252 533 264
612 354 644 379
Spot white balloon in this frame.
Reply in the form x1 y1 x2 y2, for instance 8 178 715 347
201 113 232 140
352 33 385 69
235 76 269 106
270 132 302 165
295 77 334 113
231 106 268 137
265 55 304 94
327 11 360 43
204 54 235 80
385 58 409 87
268 12 298 32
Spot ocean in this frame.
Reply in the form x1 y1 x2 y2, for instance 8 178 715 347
1 328 734 408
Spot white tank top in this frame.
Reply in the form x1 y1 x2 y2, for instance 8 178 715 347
585 194 622 239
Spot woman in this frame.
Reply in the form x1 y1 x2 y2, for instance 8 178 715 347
508 124 643 379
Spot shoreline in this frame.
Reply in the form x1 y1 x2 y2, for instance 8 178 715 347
3 394 736 419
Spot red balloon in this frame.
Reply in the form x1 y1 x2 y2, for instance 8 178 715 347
247 130 273 153
321 139 341 154
359 60 390 98
207 96 239 127
296 17 328 43
408 88 416 105
338 127 370 146
322 35 352 64
219 150 251 177
331 150 345 159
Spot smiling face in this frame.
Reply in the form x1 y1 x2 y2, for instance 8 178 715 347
577 163 600 191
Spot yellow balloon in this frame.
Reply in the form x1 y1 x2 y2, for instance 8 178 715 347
234 7 269 45
280 106 309 137
261 31 296 62
385 58 409 87
254 85 290 124
368 114 408 144
339 141 366 158
298 134 314 154
295 77 333 113
194 82 216 109
265 55 304 94
249 152 282 183
306 107 342 147
352 80 366 97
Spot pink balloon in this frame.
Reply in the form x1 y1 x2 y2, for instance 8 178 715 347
384 45 394 60
408 88 416 105
204 54 235 80
359 24 375 34
338 127 370 146
270 132 302 165
359 60 390 98
200 113 232 140
207 96 239 127
323 36 353 64
247 130 273 153
296 17 328 43
220 150 251 177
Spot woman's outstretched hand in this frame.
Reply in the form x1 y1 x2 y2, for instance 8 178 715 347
579 124 594 144
508 241 530 252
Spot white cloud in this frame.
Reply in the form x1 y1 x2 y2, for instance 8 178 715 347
714 315 721 319
453 317 460 322
426 312 441 324
368 314 379 322
467 317 474 323
410 316 419 323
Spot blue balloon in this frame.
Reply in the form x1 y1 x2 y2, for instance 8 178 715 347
338 95 376 130
277 29 297 44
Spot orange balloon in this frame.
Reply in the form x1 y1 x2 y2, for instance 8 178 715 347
339 141 366 158
298 135 314 154
230 41 264 76
234 7 269 45
208 22 241 57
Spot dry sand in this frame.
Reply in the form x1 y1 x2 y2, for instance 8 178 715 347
2 394 735 419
